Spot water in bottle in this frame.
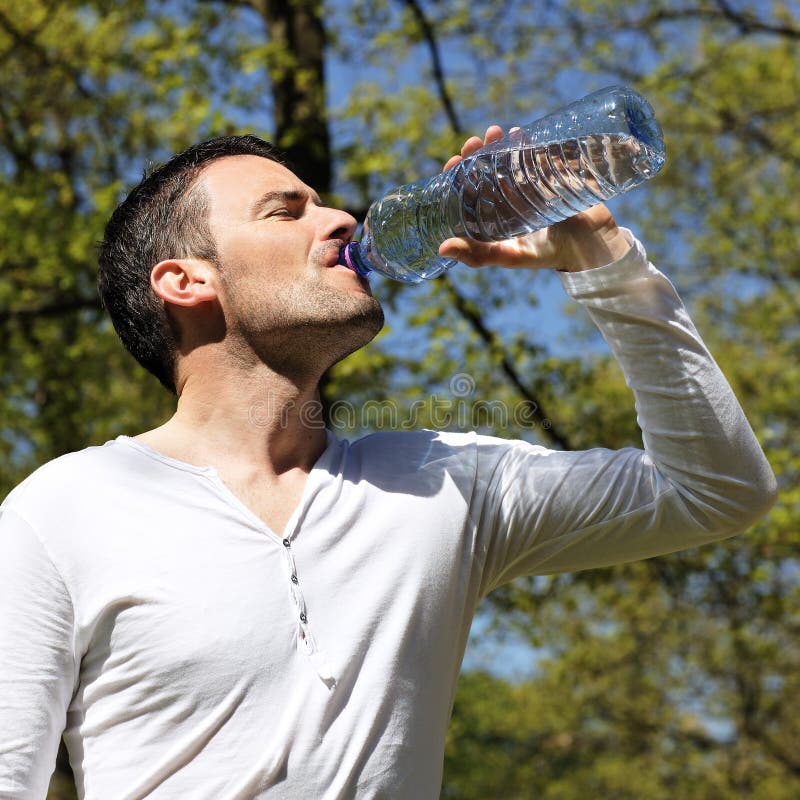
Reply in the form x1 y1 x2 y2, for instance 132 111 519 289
338 86 665 283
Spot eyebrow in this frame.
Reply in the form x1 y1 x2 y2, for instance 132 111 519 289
250 189 322 217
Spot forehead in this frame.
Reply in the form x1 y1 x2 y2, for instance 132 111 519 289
198 155 309 219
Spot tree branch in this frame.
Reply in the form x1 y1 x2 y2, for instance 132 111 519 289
398 0 463 135
565 5 800 42
713 0 800 39
715 107 800 167
0 296 100 326
0 7 95 100
396 0 573 449
440 279 574 449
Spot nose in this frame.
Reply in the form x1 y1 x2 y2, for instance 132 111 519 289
320 206 358 244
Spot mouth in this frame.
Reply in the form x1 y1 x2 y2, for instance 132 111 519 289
322 243 357 273
324 249 344 268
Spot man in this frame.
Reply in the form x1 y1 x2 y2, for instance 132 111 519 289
0 129 776 799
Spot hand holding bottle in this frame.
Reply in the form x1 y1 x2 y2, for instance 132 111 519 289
438 125 630 273
338 86 664 283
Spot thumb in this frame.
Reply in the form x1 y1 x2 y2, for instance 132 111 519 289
439 238 470 260
439 238 488 267
439 238 497 268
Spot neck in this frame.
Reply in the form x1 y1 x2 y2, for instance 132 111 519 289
142 362 328 477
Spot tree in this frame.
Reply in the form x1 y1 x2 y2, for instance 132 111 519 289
0 1 795 797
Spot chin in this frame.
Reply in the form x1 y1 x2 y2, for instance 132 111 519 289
322 295 385 363
326 264 374 294
245 278 384 356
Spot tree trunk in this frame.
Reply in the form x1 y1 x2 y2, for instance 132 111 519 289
260 0 332 193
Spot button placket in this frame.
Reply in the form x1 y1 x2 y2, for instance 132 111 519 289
280 537 315 654
277 533 336 687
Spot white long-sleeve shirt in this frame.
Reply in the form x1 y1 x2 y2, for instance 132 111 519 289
0 235 776 799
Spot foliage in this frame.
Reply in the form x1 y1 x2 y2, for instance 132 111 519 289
0 1 796 797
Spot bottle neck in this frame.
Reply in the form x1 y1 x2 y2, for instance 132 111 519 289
338 242 373 277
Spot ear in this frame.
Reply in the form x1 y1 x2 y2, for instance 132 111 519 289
150 259 217 307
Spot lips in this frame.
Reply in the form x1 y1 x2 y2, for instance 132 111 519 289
324 250 341 268
321 242 354 270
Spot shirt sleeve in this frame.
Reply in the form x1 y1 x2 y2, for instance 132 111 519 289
0 506 76 799
476 231 777 595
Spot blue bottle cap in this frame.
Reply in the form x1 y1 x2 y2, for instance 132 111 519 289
338 242 372 276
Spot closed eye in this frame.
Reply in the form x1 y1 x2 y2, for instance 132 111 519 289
251 189 321 220
263 208 296 219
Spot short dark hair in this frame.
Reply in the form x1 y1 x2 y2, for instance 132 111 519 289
98 135 284 394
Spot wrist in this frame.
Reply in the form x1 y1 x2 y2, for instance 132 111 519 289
556 206 631 272
558 226 631 272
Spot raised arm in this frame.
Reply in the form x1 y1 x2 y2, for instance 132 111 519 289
474 232 776 592
443 128 776 592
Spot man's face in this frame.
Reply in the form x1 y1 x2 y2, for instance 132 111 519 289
199 154 384 377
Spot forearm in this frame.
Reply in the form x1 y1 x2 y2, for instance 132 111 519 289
476 230 776 589
559 230 777 531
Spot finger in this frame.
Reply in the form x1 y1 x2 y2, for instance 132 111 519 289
483 124 504 145
439 237 496 268
446 125 507 173
439 237 472 261
460 135 484 159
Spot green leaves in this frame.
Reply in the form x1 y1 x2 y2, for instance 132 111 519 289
0 1 795 797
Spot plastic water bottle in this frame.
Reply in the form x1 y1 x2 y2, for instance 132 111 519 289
338 86 665 283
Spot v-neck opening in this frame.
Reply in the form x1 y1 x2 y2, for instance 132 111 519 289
113 432 339 542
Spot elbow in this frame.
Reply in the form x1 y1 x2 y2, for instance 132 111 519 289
678 461 778 540
746 463 779 527
735 457 779 531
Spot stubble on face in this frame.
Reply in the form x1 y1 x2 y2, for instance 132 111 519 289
220 244 385 381
198 155 385 382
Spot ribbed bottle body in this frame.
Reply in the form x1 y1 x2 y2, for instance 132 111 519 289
342 87 665 283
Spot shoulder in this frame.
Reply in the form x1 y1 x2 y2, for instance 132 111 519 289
2 439 142 528
344 429 477 464
335 429 544 481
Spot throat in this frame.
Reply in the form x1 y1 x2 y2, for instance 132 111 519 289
217 468 311 536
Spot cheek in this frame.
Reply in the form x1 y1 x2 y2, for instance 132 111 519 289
219 252 309 318
219 228 310 277
218 248 284 288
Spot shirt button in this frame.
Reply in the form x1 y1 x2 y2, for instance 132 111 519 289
291 575 299 584
282 539 290 548
300 613 307 623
